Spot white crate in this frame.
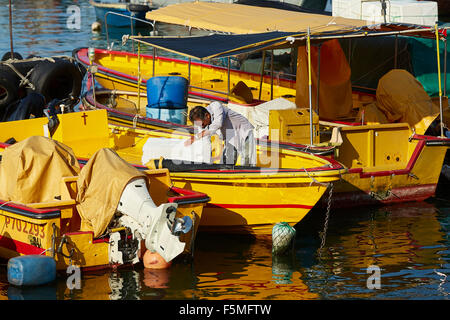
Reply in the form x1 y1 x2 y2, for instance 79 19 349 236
332 0 367 19
332 0 438 26
361 0 438 26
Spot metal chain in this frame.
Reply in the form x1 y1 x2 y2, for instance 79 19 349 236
318 182 333 260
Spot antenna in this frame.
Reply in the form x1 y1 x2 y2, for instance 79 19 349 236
380 0 387 24
9 0 14 56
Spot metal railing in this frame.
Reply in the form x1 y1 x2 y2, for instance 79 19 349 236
104 11 156 52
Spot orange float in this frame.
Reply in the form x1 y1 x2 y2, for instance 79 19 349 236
143 250 172 269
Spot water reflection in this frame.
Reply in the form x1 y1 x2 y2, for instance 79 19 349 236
188 234 318 300
0 200 449 300
143 268 170 289
7 283 57 300
296 201 450 299
109 270 141 300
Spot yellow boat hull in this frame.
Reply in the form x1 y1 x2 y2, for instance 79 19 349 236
167 174 329 235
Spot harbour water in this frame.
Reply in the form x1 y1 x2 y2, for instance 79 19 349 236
0 0 449 302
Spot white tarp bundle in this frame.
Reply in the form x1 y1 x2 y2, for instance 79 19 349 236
141 136 212 165
227 98 297 139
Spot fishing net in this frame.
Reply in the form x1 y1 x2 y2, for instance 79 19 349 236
272 222 296 255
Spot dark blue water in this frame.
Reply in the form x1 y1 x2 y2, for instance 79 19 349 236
0 0 449 302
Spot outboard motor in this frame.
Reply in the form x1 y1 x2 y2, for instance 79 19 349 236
108 178 192 265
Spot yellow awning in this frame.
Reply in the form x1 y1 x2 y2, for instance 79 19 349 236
145 2 368 34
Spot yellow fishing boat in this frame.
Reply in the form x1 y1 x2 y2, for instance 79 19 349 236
0 135 209 271
0 109 346 236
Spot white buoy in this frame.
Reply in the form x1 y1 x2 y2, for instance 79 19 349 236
272 222 296 255
91 21 101 33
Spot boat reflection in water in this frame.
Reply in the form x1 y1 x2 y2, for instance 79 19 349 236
143 268 170 289
108 270 142 300
185 234 319 300
297 201 450 299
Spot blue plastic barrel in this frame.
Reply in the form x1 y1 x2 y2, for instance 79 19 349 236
7 255 56 286
146 76 188 109
146 76 188 124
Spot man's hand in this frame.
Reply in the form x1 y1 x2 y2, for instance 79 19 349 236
184 135 195 146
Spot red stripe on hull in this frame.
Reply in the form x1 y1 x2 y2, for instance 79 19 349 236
206 203 313 209
0 235 44 255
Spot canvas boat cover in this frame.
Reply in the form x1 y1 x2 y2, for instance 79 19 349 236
375 69 440 135
145 2 367 34
131 31 303 60
76 148 146 238
295 39 353 120
0 136 80 204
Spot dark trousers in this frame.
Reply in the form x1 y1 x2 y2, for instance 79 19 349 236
221 136 252 165
222 142 238 165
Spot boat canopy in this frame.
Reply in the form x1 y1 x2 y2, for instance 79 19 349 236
145 2 449 40
130 31 304 60
129 22 447 61
145 2 367 34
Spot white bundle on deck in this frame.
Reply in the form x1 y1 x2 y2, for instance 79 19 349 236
141 136 212 165
227 97 297 139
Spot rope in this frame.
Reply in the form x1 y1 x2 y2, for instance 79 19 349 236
2 62 35 90
0 201 13 209
133 113 139 128
301 167 328 187
0 55 74 91
0 56 55 65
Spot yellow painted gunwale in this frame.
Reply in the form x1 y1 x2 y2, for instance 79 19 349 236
75 47 297 104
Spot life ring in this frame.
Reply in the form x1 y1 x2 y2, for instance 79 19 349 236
0 67 20 116
1 51 23 61
27 58 83 102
